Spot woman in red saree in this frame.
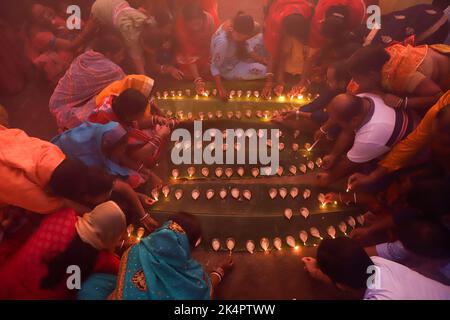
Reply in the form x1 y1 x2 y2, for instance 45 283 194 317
175 3 218 94
262 0 315 99
0 201 125 299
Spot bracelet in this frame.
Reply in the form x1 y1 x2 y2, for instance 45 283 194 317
140 213 150 222
210 271 223 282
319 126 328 134
397 98 404 108
214 267 225 278
404 96 408 109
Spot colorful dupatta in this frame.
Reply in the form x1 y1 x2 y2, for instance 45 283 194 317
108 221 211 300
382 44 428 94
309 0 366 48
264 0 315 58
49 50 125 131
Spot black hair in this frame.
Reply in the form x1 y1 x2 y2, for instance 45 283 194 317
49 159 115 203
40 234 99 289
347 46 390 76
335 94 365 120
395 217 450 259
317 238 373 289
321 5 348 39
182 4 205 22
112 88 148 122
282 14 309 42
91 33 123 56
233 12 255 35
169 212 202 248
329 62 352 84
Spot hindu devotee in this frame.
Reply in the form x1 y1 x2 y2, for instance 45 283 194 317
0 0 449 303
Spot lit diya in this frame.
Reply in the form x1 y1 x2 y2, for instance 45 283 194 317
357 215 365 226
286 236 296 248
315 157 323 168
279 142 285 151
127 224 134 237
284 208 293 220
212 88 218 96
255 110 263 118
231 188 240 199
292 143 299 152
338 221 348 236
201 167 209 177
269 188 278 199
253 91 260 98
245 109 252 118
185 89 191 96
246 240 255 254
299 230 308 245
293 130 300 139
242 190 252 201
310 227 323 240
207 112 214 119
307 160 315 170
151 189 160 201
300 207 310 219
174 189 183 200
187 166 196 178
290 187 299 199
263 167 273 176
273 237 282 250
216 110 223 119
327 226 337 239
172 168 180 179
219 188 227 199
137 227 145 241
226 111 234 119
163 91 168 98
225 168 233 178
206 189 215 200
318 193 326 206
235 110 242 119
170 90 175 97
246 90 252 98
229 90 236 99
198 112 205 120
191 188 200 200
237 167 245 177
162 186 170 198
276 166 284 176
279 187 288 199
237 90 243 98
215 167 224 178
304 142 311 150
211 238 221 251
289 165 297 175
187 112 193 120
260 237 270 252
166 110 173 117
303 189 311 199
251 168 260 177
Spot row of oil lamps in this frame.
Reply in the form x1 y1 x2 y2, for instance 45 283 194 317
164 107 293 121
170 160 322 181
211 215 365 253
156 89 316 101
125 214 365 249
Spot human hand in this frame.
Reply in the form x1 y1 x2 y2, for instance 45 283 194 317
218 256 234 273
383 93 403 108
156 124 171 137
167 66 184 80
262 81 273 99
316 172 331 187
347 173 373 191
349 227 373 242
194 78 206 95
274 84 284 97
322 154 337 170
288 85 305 97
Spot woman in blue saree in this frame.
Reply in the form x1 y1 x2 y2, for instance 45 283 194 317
78 213 233 300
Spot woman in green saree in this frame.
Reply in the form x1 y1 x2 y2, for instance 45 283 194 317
78 213 233 300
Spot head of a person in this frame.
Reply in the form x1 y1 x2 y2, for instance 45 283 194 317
321 7 348 40
317 237 373 291
91 33 125 65
327 93 365 128
231 12 256 42
169 212 203 249
327 62 352 91
431 105 450 168
128 0 145 9
76 201 127 252
347 46 390 91
112 88 149 123
155 9 175 38
49 159 115 206
30 3 55 27
282 14 309 43
395 217 450 260
182 4 206 32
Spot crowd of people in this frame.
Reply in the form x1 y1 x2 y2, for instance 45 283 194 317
0 0 449 300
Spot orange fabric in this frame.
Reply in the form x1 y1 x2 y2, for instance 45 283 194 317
0 126 65 213
264 0 314 58
380 90 450 172
309 0 366 48
382 44 428 95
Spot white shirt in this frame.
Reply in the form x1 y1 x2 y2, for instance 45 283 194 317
364 256 450 300
347 93 396 163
